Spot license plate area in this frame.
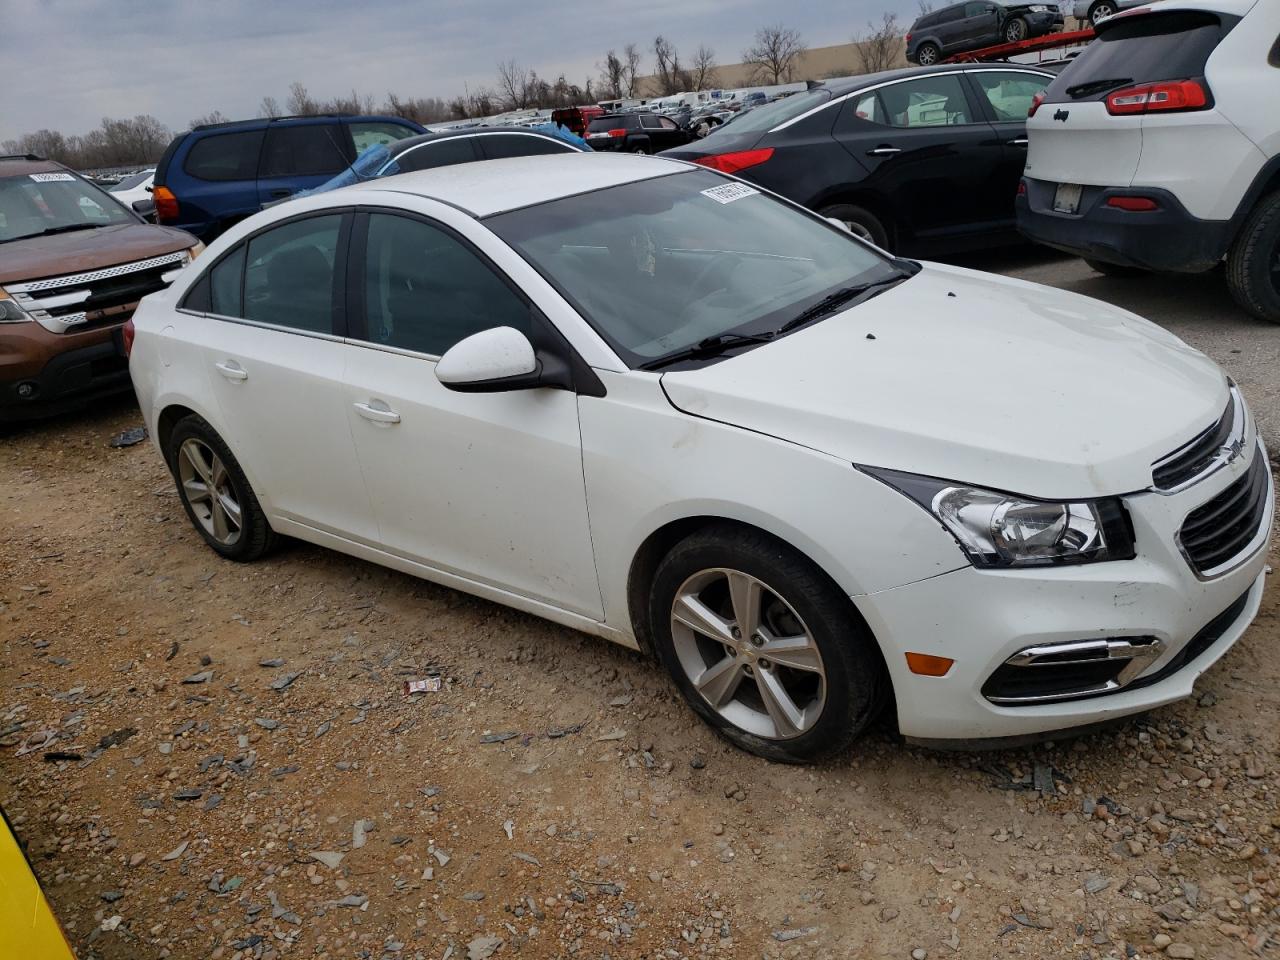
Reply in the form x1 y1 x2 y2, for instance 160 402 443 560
1053 182 1083 215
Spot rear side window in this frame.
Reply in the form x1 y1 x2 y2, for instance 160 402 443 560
393 137 480 172
243 215 343 333
348 121 417 154
640 115 663 130
1046 11 1236 102
973 71 1050 121
260 124 351 178
587 116 632 133
183 130 264 182
210 246 246 316
478 135 575 159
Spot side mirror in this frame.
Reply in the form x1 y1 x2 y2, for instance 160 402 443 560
435 326 543 393
145 185 154 193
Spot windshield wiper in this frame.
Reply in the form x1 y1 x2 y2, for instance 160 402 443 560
772 275 908 338
639 332 775 371
1066 77 1133 99
0 223 104 244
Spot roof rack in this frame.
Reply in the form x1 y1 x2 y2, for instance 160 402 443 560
191 113 358 132
0 153 48 162
942 27 1095 63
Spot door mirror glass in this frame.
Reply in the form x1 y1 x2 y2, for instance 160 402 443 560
436 326 541 392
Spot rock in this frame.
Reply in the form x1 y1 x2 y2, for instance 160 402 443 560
1153 934 1172 949
462 891 485 902
161 840 188 861
172 789 202 801
1166 945 1195 959
335 893 368 908
259 658 285 667
199 654 212 666
101 890 123 902
480 731 518 744
269 671 301 692
690 755 706 769
771 927 817 942
912 950 928 960
352 819 374 849
311 851 345 869
253 718 279 730
1085 874 1110 894
314 721 330 738
432 848 450 866
202 794 222 811
128 852 146 868
181 670 213 684
878 907 899 923
1237 844 1258 860
467 935 503 960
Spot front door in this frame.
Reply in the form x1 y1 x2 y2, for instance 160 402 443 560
341 210 603 618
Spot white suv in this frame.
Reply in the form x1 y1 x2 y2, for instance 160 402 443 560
1018 0 1280 322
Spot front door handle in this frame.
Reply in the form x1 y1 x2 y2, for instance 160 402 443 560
353 401 401 425
866 146 902 157
1007 137 1029 147
215 360 248 382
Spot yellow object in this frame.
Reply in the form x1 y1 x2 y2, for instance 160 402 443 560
0 809 76 959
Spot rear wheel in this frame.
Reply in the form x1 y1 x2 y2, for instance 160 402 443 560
818 203 891 251
166 414 275 562
1004 16 1029 42
1088 1 1117 24
649 525 887 763
915 42 940 66
1226 191 1280 324
1085 258 1147 278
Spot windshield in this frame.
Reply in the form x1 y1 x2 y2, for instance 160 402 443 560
487 169 902 368
0 172 135 243
709 88 830 137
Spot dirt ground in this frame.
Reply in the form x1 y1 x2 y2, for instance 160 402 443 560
2 385 1279 960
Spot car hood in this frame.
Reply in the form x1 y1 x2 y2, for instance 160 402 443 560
660 263 1228 500
0 223 195 285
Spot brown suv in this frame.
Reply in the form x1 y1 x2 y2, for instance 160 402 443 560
0 155 200 420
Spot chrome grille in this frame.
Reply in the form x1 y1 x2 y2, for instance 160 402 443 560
1151 385 1244 492
1178 447 1271 577
6 251 188 293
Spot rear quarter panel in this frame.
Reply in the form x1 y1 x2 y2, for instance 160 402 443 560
1206 2 1280 173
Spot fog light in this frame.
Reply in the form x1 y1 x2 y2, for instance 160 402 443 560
16 381 38 399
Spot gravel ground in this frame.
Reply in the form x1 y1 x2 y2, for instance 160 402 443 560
1 250 1278 960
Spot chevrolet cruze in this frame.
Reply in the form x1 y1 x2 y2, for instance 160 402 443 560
126 154 1273 762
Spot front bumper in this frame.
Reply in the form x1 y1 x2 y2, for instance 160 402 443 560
0 322 131 421
1016 179 1232 273
1025 11 1065 35
856 441 1273 742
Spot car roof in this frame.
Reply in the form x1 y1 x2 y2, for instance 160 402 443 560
386 128 572 158
820 61 1056 96
0 156 70 178
346 153 686 218
188 114 410 134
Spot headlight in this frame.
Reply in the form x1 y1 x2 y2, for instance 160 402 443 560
188 241 205 261
861 466 1135 568
0 289 31 323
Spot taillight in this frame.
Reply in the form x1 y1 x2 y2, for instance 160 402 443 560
1105 79 1208 115
152 185 180 223
692 148 775 174
1106 196 1160 212
905 32 913 42
122 317 136 357
608 128 627 138
1017 180 1027 197
1029 92 1045 117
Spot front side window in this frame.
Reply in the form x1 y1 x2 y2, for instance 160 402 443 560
879 75 974 127
243 215 343 332
184 130 264 182
260 124 350 178
488 170 903 368
361 213 530 357
974 71 1050 121
348 121 417 154
964 2 989 16
0 173 133 243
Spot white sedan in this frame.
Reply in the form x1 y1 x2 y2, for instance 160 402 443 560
126 154 1272 761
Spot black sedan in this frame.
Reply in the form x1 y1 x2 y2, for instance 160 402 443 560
661 64 1059 256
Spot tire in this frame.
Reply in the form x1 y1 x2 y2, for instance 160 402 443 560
648 524 888 763
166 414 276 562
631 141 651 155
1088 1 1117 24
915 42 940 66
1004 16 1028 42
818 203 891 252
1085 258 1147 278
1226 191 1280 323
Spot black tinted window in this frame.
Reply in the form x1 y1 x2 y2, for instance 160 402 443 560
587 116 633 132
937 5 965 23
479 134 574 159
260 124 351 177
244 215 343 332
1047 12 1234 102
361 213 530 357
394 137 479 172
210 245 246 316
184 131 264 182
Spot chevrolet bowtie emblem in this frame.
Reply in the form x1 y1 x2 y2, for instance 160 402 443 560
1221 437 1246 464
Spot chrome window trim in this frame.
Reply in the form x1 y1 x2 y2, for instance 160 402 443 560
173 307 346 344
345 338 441 362
1150 383 1249 495
768 67 1055 133
383 131 579 174
6 250 191 293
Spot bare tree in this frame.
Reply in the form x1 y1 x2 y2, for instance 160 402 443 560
653 35 691 95
742 25 808 85
690 45 719 90
855 13 903 75
286 81 319 116
599 50 625 100
622 43 643 97
258 95 281 118
917 1 936 13
189 110 229 128
496 59 533 110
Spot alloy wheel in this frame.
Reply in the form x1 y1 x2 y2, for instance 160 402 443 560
1091 3 1115 23
843 219 876 243
1006 18 1028 41
917 46 938 65
669 568 826 740
178 438 243 545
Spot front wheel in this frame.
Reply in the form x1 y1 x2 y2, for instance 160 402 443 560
1226 191 1280 323
166 414 276 561
1003 16 1028 42
649 525 887 763
915 42 940 66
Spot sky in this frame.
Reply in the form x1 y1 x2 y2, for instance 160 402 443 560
0 0 914 142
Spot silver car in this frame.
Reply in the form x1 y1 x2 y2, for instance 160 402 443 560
1072 0 1145 25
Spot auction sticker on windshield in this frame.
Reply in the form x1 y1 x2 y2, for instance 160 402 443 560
701 183 759 204
29 173 76 182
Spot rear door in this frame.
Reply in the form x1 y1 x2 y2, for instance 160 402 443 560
256 120 354 207
835 72 1005 242
932 4 968 50
967 68 1054 217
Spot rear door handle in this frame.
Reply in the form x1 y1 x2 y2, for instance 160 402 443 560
269 188 292 198
866 146 902 157
215 360 248 382
353 401 401 425
1007 137 1029 147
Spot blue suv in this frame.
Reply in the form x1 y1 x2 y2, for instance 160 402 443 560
152 115 426 241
